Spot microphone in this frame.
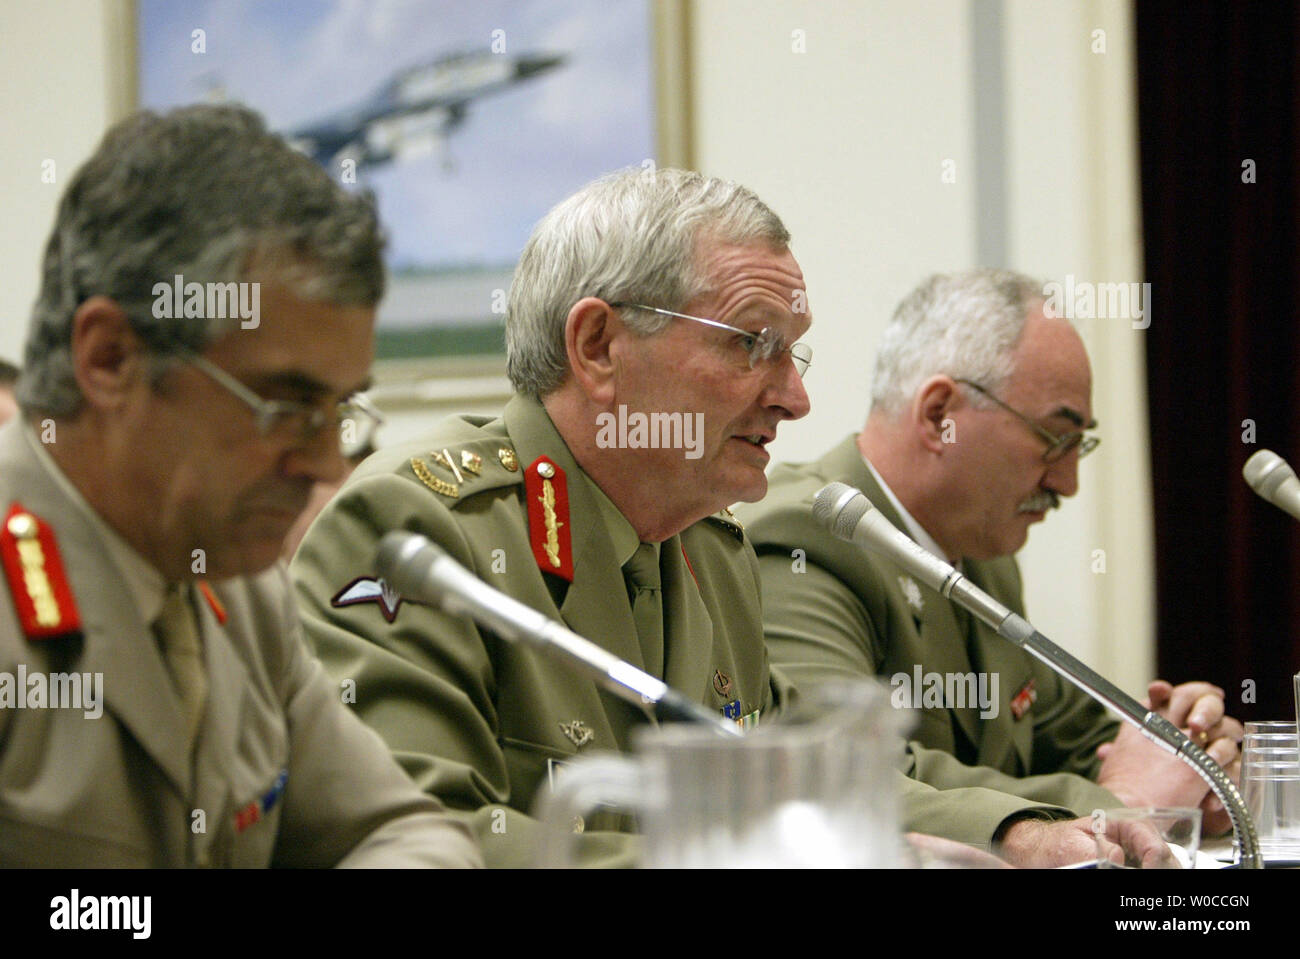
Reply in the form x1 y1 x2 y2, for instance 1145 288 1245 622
1243 449 1300 522
812 482 1026 638
375 531 741 736
812 481 1263 868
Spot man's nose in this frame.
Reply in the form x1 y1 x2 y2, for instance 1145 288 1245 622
767 351 812 420
1043 447 1080 498
283 422 347 484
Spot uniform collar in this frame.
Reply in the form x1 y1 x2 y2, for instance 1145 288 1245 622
504 394 641 566
862 454 958 565
21 418 168 624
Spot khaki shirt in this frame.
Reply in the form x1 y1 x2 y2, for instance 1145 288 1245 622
0 419 481 867
292 394 783 867
735 435 1122 848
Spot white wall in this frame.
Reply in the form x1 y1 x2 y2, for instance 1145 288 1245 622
690 0 1152 693
0 0 132 367
0 0 1153 694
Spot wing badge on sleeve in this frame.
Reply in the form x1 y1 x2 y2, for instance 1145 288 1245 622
330 576 412 623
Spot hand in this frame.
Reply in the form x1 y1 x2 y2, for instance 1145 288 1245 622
1150 680 1243 837
1096 680 1242 835
1146 680 1243 750
995 816 1176 869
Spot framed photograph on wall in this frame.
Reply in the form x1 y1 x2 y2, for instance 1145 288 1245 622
132 0 691 409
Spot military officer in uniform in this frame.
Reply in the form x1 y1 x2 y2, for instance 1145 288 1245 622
0 105 481 867
292 168 813 866
737 269 1243 866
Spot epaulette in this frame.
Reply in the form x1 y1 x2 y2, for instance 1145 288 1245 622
1 503 82 639
406 439 525 504
705 506 746 543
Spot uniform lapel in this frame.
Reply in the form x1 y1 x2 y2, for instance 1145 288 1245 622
0 425 193 797
845 449 985 752
190 584 249 839
504 397 644 673
659 535 715 703
963 560 1035 774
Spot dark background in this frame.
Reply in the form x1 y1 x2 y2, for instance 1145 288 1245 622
1139 1 1300 720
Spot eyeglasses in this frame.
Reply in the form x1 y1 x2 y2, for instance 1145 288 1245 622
609 302 812 377
954 378 1099 463
185 354 383 457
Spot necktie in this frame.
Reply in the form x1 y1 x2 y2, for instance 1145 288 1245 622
624 542 664 678
153 584 207 746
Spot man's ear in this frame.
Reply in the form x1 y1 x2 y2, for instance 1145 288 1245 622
70 296 148 411
564 297 618 405
912 375 962 453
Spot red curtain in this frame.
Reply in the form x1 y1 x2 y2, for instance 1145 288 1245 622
1138 1 1300 720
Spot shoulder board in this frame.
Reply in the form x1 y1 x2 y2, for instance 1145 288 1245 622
704 507 746 542
406 439 525 503
1 502 82 639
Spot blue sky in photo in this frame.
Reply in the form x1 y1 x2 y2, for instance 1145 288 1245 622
138 0 656 271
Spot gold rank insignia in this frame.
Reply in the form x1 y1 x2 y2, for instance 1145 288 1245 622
411 457 459 498
430 448 464 482
460 450 483 475
524 455 573 581
559 719 594 748
498 446 519 472
1 502 82 639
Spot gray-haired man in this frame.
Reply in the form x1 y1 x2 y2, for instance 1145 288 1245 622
292 167 812 866
0 104 480 867
738 269 1242 867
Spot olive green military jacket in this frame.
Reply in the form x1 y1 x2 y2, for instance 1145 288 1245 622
0 420 481 867
291 395 780 867
735 435 1123 848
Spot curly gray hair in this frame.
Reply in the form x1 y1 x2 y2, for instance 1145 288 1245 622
19 103 385 416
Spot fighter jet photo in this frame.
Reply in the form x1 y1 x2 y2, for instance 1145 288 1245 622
289 49 566 173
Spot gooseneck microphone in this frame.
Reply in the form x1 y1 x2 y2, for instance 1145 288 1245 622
375 531 741 736
1244 449 1300 522
813 481 1262 869
1242 451 1300 757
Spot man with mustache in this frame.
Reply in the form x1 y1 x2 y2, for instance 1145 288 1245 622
292 167 812 866
738 269 1242 866
0 105 480 867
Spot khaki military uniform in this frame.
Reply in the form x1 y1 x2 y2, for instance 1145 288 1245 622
291 395 781 867
0 420 481 867
735 435 1122 848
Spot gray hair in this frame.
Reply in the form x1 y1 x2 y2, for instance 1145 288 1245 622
869 269 1046 415
19 103 385 416
505 166 791 397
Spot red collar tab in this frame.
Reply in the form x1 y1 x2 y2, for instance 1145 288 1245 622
524 455 574 582
197 580 228 625
1 502 82 640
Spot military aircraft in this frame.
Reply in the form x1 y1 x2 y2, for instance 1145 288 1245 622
289 49 566 173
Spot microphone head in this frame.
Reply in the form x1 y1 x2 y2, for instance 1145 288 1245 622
376 531 447 600
1243 449 1296 501
813 482 875 541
